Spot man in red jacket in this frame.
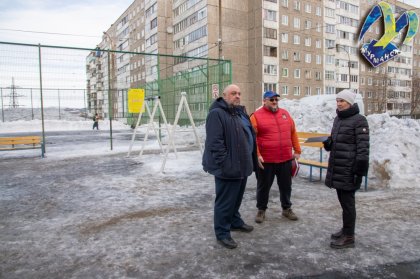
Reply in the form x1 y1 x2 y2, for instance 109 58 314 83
250 91 301 223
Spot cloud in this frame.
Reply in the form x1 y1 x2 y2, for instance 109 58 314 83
0 0 133 47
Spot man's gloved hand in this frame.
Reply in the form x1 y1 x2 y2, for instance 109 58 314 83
323 137 332 151
354 175 363 187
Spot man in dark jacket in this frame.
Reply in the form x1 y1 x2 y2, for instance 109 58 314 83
202 84 257 249
323 89 370 249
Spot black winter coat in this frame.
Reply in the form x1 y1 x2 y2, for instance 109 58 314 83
202 97 257 179
325 103 370 191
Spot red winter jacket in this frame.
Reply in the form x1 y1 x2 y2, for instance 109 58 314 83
250 106 301 163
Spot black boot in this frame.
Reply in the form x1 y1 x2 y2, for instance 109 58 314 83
330 235 355 249
331 229 343 240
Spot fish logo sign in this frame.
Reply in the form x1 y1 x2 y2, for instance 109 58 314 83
359 1 419 67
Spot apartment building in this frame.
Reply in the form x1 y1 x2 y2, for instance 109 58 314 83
87 0 419 117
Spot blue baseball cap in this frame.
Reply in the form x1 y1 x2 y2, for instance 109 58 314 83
263 91 280 99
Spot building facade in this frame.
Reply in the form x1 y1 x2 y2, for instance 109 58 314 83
86 0 420 117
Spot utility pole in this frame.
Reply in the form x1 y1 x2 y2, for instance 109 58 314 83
328 45 351 90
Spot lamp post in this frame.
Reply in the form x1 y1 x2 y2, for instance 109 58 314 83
103 31 114 150
328 44 351 89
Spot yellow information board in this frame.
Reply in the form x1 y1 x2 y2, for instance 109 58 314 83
128 88 145 113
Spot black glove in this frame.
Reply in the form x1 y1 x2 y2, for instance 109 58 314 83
323 137 332 151
354 160 369 176
354 175 363 188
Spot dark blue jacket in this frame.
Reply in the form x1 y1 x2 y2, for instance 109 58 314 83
202 97 256 179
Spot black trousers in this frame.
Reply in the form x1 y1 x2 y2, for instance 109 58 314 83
336 189 356 236
214 177 247 240
256 161 292 210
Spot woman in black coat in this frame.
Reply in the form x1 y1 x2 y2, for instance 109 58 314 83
323 89 370 249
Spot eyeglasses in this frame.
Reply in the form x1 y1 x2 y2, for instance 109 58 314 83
269 98 279 102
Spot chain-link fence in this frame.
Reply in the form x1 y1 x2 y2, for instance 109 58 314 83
0 41 231 127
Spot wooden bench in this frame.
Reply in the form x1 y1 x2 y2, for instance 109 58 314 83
0 136 45 158
297 132 368 191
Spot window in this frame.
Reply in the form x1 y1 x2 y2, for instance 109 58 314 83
264 28 277 39
305 3 311 13
316 39 321 48
316 6 321 16
315 71 321 80
305 53 311 63
282 85 289 95
264 9 277 21
325 86 335 94
293 17 300 28
150 17 157 29
338 74 348 82
264 83 277 92
325 7 335 17
293 51 300 61
305 70 311 79
316 55 321 64
305 37 311 46
281 33 288 43
326 55 334 65
282 68 289 77
325 39 335 48
294 1 301 11
281 0 288 7
304 20 312 29
316 87 321 95
146 3 157 18
264 45 277 57
326 24 335 33
294 69 301 78
264 64 278 75
294 86 301 96
368 78 372 85
350 75 358 82
282 50 289 60
305 86 311 96
282 15 288 25
293 35 300 44
325 70 334 80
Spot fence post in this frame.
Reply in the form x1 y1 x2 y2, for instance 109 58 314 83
38 44 46 154
1 88 4 122
58 89 61 120
30 88 34 120
107 49 113 150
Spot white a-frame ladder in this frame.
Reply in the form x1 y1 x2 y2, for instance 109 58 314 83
160 92 202 172
127 96 175 157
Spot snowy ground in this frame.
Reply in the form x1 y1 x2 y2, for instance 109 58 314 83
1 149 420 278
1 100 420 278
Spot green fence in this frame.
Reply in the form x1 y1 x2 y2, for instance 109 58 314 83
0 41 232 126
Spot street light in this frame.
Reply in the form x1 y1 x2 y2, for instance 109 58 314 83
103 31 114 150
328 44 351 89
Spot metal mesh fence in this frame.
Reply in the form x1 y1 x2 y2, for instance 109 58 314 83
0 41 231 126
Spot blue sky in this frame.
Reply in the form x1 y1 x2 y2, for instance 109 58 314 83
0 0 134 48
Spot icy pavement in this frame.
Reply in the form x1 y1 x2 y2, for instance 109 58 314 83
1 149 420 278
